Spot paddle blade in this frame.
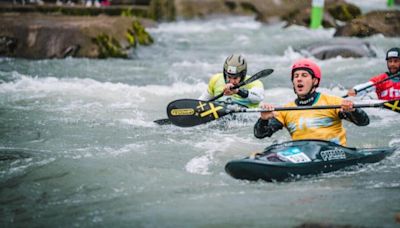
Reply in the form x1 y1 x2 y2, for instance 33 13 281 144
242 68 274 86
153 118 172 125
383 100 400 113
167 99 230 127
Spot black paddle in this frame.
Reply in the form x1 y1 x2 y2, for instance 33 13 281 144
167 98 400 127
154 68 274 125
343 71 400 98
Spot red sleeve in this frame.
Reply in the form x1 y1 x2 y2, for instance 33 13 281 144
369 73 387 84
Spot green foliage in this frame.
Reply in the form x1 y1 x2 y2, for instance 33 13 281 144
92 34 127 58
91 20 153 59
121 9 133 17
125 30 137 47
129 20 154 46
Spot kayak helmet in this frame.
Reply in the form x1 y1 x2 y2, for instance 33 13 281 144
386 47 400 60
291 58 322 86
223 54 247 82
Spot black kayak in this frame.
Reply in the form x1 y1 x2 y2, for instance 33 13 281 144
225 140 396 182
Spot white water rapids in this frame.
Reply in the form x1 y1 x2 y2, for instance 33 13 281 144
1 2 400 227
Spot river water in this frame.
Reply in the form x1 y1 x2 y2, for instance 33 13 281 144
1 4 400 228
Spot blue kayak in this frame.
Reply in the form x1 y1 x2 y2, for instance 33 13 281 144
225 140 396 182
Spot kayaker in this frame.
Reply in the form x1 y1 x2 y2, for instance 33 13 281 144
254 58 369 146
346 47 400 100
198 54 265 108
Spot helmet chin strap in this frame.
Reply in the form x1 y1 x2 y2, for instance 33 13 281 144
293 79 319 106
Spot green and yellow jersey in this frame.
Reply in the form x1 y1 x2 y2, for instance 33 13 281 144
199 73 264 108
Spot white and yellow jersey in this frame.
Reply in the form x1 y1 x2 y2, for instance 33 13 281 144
275 93 347 145
199 73 264 108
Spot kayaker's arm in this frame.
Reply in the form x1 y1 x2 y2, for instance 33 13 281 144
254 117 284 138
347 81 375 97
246 87 265 103
198 90 213 101
237 88 249 98
339 108 370 126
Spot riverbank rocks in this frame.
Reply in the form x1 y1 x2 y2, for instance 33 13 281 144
149 0 309 21
0 4 150 18
149 0 176 21
283 0 361 28
0 14 154 59
296 39 376 60
334 10 400 37
168 0 400 39
165 0 361 26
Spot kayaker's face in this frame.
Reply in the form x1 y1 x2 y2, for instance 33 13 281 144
226 75 241 85
387 57 400 74
292 70 318 98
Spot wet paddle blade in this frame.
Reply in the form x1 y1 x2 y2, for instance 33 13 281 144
167 99 230 127
242 68 274 85
383 100 400 113
153 118 172 125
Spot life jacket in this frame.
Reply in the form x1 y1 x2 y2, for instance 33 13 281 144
370 73 400 100
206 73 264 108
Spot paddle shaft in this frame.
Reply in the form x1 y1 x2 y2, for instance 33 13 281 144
343 72 400 98
209 69 273 102
230 102 385 113
208 82 243 101
166 98 400 127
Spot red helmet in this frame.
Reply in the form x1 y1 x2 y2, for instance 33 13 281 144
291 59 321 81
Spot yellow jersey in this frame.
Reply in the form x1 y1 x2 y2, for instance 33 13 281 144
275 93 347 145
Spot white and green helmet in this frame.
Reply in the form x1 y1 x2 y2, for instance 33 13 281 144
223 54 247 82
